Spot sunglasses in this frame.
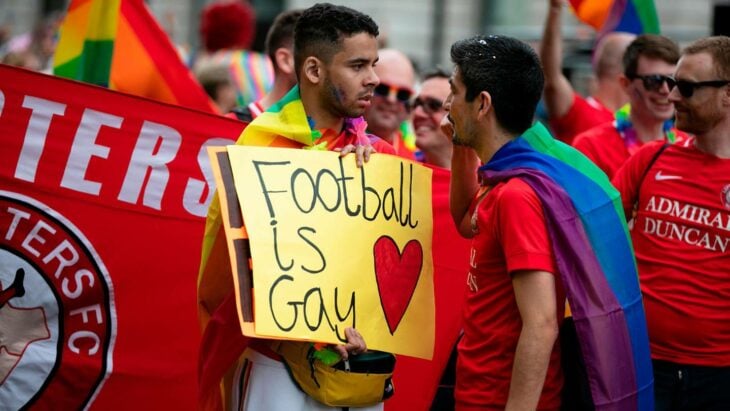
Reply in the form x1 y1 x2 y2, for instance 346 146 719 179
374 83 413 104
630 74 675 92
412 97 444 115
672 78 730 98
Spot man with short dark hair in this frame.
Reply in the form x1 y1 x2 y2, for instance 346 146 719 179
612 35 730 410
573 34 687 178
197 4 394 410
232 9 302 122
445 34 653 410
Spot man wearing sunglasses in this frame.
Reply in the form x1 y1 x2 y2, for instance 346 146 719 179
364 48 417 159
573 34 687 179
412 69 452 168
385 68 471 411
612 36 730 410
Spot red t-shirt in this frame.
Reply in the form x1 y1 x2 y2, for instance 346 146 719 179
612 139 730 366
456 179 564 411
549 93 613 145
573 122 689 179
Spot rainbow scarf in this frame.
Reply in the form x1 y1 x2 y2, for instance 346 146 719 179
569 0 660 35
54 0 216 113
614 104 676 155
239 85 371 148
479 123 653 411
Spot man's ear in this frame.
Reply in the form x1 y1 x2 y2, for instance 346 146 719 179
619 74 631 90
275 48 295 76
303 56 322 84
476 91 492 120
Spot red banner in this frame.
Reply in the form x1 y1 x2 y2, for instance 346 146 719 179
0 65 243 409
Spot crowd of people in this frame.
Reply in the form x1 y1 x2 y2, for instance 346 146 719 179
3 1 728 410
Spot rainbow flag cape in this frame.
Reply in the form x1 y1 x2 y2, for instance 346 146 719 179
569 0 660 35
205 50 275 108
54 0 217 113
479 122 653 410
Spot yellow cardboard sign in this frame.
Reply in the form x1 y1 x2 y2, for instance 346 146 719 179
226 146 434 359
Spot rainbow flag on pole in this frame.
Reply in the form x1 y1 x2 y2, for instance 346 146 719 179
569 0 660 35
54 0 217 113
480 122 653 410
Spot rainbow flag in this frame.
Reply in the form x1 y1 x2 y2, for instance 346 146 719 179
569 0 660 35
54 0 217 113
479 122 653 410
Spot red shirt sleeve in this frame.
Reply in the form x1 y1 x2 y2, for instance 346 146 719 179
494 180 557 275
549 93 614 145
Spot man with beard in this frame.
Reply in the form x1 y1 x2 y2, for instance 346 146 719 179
197 4 395 410
444 34 652 410
612 36 730 410
573 34 687 179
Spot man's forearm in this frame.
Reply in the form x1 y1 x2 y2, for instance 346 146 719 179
505 321 559 410
449 145 480 238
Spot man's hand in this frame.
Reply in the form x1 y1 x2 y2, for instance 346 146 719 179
337 144 376 167
332 327 367 360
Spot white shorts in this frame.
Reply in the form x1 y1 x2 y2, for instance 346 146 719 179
230 348 384 411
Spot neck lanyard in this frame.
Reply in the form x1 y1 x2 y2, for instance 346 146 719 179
615 105 676 156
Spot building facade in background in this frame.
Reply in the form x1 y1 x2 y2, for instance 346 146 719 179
1 0 723 80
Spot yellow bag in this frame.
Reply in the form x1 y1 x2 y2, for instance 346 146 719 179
271 341 395 407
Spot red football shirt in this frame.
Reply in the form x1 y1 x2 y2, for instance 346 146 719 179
612 139 730 366
573 122 688 179
549 93 613 145
456 179 564 410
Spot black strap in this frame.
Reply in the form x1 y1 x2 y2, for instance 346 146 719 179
632 143 670 217
230 106 254 123
637 143 670 189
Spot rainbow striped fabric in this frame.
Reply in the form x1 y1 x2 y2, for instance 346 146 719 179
479 122 653 410
54 0 216 113
205 50 275 108
569 0 660 35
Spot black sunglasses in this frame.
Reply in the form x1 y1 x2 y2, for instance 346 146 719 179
672 78 730 98
412 97 444 114
374 83 413 104
630 74 675 92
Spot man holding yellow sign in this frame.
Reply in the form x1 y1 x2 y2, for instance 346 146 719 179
196 4 432 411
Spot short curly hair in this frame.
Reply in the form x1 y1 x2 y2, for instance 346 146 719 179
200 1 256 52
293 3 378 75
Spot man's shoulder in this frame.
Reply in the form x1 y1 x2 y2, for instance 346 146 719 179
492 178 540 205
573 121 618 146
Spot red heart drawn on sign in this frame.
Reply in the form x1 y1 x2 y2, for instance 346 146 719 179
373 236 423 335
